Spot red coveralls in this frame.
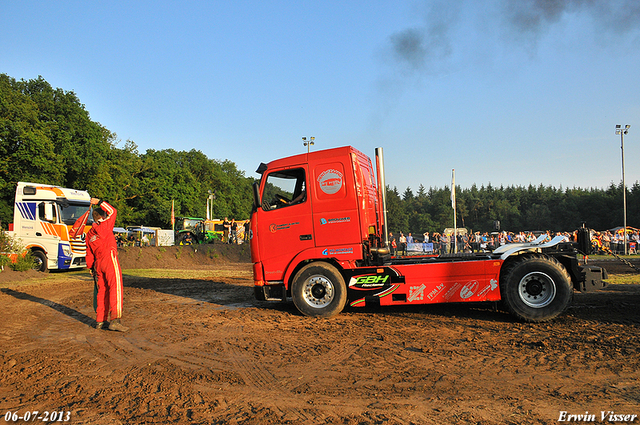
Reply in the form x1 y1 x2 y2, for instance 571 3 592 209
85 201 124 323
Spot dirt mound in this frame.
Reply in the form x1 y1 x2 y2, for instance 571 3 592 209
117 243 251 270
0 268 41 284
0 244 251 285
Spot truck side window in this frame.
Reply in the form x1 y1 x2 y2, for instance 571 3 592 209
38 202 57 223
261 168 306 211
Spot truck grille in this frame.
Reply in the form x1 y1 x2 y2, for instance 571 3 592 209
70 239 87 253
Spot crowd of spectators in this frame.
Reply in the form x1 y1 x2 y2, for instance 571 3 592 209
388 228 640 256
591 229 639 254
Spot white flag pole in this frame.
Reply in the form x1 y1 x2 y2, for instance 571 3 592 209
452 169 457 253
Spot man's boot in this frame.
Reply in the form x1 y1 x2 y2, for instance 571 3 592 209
108 318 129 332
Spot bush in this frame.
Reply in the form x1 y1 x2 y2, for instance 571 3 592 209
10 252 35 271
0 228 34 271
0 254 11 270
0 229 20 253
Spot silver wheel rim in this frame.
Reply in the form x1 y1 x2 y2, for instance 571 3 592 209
33 255 44 271
518 271 556 308
302 274 335 308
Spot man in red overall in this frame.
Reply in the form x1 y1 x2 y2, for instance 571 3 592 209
86 198 128 332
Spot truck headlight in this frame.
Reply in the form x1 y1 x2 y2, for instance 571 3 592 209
62 245 71 257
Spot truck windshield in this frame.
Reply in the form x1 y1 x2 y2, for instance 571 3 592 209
178 219 202 231
59 202 92 225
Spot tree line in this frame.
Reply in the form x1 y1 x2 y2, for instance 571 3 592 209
0 74 253 228
1 73 637 233
386 181 640 236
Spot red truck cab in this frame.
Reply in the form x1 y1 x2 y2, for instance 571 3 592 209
250 146 607 321
251 146 384 285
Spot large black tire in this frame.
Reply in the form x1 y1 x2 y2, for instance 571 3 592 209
500 254 572 322
291 262 347 318
31 250 48 273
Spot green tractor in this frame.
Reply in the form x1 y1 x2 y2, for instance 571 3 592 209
175 217 222 245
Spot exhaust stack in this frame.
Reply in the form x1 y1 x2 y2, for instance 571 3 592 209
375 147 389 249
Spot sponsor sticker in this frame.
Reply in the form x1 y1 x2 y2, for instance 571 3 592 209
349 274 390 287
317 169 344 195
320 217 351 225
460 280 479 299
443 282 462 300
426 283 446 301
408 284 426 302
269 222 300 233
322 247 354 256
476 279 498 298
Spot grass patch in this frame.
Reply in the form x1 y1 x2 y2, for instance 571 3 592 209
605 274 640 285
582 254 639 260
122 269 252 279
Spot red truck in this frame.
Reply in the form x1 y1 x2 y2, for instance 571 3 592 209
249 146 607 321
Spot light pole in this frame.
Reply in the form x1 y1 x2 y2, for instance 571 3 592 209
615 124 630 255
302 136 315 153
207 190 216 221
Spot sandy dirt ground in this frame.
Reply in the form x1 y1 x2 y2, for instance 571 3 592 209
1 245 639 425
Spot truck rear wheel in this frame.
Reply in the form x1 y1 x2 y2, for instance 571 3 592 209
291 262 347 318
500 254 572 322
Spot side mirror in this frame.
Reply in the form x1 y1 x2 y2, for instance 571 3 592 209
252 181 262 212
43 203 55 223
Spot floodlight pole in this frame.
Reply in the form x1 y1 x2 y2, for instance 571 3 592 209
207 190 215 221
615 125 630 255
303 136 315 154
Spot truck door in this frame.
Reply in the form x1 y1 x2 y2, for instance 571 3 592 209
311 159 361 247
256 167 313 282
37 201 59 238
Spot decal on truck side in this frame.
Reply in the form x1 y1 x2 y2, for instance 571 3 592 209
459 280 480 299
350 284 400 307
426 283 446 301
16 202 37 220
321 247 353 256
408 284 426 302
269 222 300 233
317 169 343 195
320 217 351 225
477 279 498 297
348 274 390 287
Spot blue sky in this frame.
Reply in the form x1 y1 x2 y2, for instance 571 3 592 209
2 0 639 192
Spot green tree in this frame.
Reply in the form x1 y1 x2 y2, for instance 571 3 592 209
386 186 408 234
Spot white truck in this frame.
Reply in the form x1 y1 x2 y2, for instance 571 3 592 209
6 182 92 272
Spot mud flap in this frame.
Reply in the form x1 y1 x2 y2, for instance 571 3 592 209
255 285 287 301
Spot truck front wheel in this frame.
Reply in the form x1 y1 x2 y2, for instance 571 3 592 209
500 254 572 322
31 250 48 273
291 262 347 318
